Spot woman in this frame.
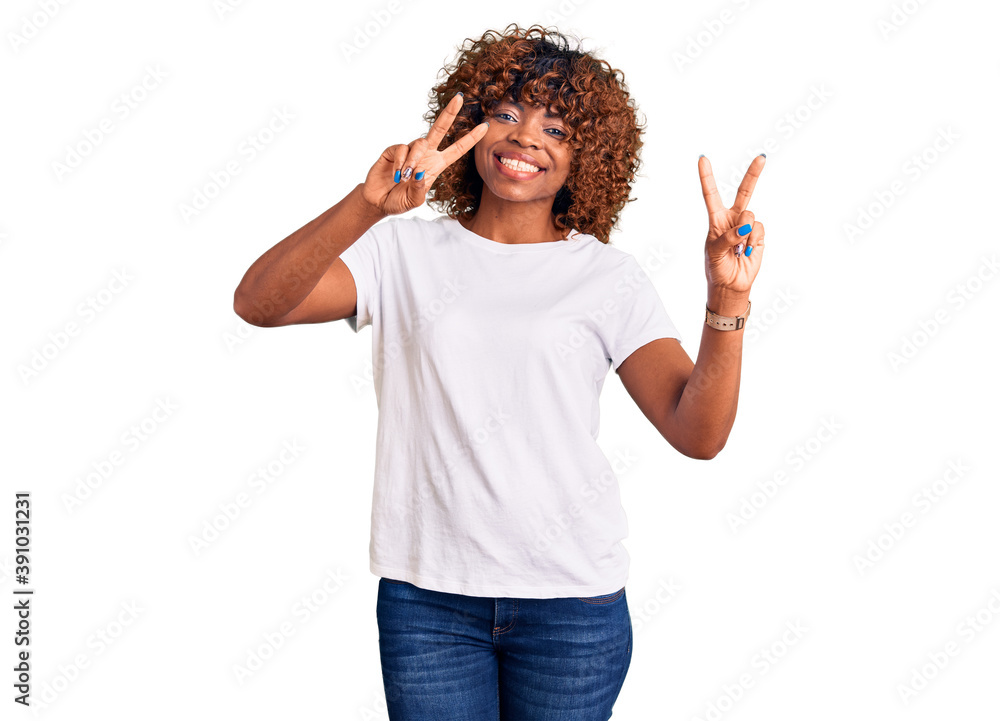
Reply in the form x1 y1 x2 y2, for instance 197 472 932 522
234 24 765 721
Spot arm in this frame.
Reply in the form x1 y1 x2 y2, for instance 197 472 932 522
233 184 385 327
233 93 490 327
617 154 766 460
617 287 750 460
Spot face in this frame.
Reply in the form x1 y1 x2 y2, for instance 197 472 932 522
473 97 573 207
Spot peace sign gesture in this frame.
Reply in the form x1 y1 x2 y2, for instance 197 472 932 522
362 93 489 217
699 154 766 296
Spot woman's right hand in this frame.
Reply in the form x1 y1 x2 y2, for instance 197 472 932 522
362 94 490 217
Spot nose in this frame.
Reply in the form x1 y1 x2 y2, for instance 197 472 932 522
506 118 544 150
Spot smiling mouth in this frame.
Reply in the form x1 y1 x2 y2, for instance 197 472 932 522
495 154 543 174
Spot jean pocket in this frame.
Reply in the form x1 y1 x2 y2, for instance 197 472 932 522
576 587 625 604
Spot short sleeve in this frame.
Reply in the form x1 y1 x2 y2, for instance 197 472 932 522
337 218 396 332
606 256 683 371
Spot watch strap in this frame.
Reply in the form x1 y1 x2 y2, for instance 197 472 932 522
705 300 751 331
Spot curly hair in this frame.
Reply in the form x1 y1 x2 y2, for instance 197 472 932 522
423 24 644 244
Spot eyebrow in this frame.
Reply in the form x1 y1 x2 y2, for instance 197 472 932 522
506 100 563 119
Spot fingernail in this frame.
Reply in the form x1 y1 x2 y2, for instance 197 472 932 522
414 170 424 181
402 167 412 180
738 224 751 236
759 153 766 158
457 92 463 97
699 154 705 158
394 169 401 183
735 243 744 256
744 245 753 256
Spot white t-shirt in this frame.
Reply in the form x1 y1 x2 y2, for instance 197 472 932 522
339 215 682 598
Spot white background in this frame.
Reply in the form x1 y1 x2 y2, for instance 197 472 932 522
3 0 999 718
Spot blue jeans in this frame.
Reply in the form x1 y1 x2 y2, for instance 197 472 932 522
376 577 633 720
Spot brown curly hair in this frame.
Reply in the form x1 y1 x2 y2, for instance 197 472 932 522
423 24 644 245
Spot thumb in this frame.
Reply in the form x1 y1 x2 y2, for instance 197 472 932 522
405 172 432 208
710 210 755 255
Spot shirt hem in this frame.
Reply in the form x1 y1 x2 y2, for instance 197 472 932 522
370 559 629 599
338 243 367 332
612 330 683 371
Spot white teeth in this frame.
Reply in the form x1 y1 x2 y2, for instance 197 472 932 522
499 156 540 173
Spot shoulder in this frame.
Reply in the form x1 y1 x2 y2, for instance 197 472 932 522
385 213 451 231
356 214 451 250
568 228 642 272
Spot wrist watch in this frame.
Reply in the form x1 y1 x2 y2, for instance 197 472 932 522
705 300 751 331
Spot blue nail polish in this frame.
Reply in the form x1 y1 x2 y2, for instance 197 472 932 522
699 154 705 158
394 169 401 183
744 245 752 256
415 170 424 181
738 224 751 236
760 153 766 158
457 92 463 97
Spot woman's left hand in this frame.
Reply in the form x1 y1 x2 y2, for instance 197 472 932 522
699 154 766 297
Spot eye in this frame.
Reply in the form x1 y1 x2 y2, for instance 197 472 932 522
546 128 567 137
495 112 516 122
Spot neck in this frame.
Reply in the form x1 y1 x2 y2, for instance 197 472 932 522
461 189 566 244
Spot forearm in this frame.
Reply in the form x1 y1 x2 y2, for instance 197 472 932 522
233 183 386 324
673 286 750 458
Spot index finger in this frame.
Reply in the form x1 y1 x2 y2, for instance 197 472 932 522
425 93 465 150
439 121 489 167
698 156 725 215
731 155 765 214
